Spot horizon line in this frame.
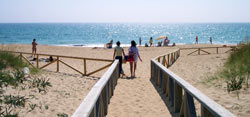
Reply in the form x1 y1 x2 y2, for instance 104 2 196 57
0 21 250 24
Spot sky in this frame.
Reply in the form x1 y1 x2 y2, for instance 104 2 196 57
0 0 250 23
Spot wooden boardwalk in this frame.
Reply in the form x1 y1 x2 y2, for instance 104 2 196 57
107 76 172 116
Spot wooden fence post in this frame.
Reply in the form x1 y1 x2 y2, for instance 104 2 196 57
201 105 214 117
19 53 22 63
174 81 182 113
36 54 39 68
57 56 59 72
216 47 218 54
83 59 87 75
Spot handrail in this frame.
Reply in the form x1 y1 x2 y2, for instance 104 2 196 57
0 50 113 76
73 60 119 117
0 50 113 62
151 49 235 116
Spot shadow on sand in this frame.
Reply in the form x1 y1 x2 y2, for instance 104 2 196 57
150 79 180 117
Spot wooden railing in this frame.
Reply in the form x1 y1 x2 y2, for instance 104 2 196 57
0 51 113 76
180 46 236 55
151 49 235 116
72 60 119 117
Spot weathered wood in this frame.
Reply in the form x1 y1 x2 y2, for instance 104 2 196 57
36 54 39 68
87 63 113 76
0 50 113 62
216 47 219 54
201 105 214 117
186 92 197 117
187 49 199 56
152 59 235 117
59 60 84 75
200 49 211 54
72 60 119 117
39 59 58 69
57 56 59 72
20 54 35 68
174 81 182 113
83 59 87 75
180 46 236 50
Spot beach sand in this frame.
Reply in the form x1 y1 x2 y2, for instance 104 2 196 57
1 44 248 116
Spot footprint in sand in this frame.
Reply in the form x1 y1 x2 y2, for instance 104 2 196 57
245 110 250 114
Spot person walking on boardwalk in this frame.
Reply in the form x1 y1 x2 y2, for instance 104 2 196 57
31 38 37 58
113 41 126 77
128 40 142 78
149 37 153 46
195 36 198 44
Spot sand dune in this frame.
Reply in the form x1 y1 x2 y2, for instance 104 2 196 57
2 44 248 116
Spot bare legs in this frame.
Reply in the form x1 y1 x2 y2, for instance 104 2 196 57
32 48 36 58
129 62 137 77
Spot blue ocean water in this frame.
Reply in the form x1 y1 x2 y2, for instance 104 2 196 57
0 23 249 46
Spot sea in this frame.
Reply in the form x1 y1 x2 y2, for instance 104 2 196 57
0 23 249 47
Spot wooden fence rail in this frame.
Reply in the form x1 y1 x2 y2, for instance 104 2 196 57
72 60 119 117
151 49 235 117
180 46 236 55
0 50 113 76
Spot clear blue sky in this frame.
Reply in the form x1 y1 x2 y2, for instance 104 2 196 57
0 0 250 23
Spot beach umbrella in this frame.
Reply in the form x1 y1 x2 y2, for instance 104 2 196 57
156 36 167 40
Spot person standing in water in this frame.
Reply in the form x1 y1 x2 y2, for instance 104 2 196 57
195 36 198 44
32 39 37 58
139 37 142 46
128 40 142 78
113 41 126 77
210 37 212 44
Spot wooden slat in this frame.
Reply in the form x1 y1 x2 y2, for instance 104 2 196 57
152 59 235 117
87 63 113 76
200 49 211 54
0 50 113 62
39 59 58 69
72 60 119 117
83 59 87 75
174 81 182 113
36 54 39 68
59 60 84 75
187 49 199 56
20 54 35 68
57 56 59 72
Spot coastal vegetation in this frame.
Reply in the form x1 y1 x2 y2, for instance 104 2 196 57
204 43 250 99
0 52 52 116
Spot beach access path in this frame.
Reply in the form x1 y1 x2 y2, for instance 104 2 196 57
107 47 175 117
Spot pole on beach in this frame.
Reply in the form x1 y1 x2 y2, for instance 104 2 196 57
57 56 59 72
36 54 39 68
83 59 87 75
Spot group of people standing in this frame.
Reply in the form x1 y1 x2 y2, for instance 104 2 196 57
113 40 142 78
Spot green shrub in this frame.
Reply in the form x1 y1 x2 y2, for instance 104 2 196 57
0 52 27 70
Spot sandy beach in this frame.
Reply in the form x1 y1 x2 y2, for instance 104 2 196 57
1 44 248 116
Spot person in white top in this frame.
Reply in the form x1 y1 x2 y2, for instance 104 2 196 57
113 41 125 77
128 40 142 78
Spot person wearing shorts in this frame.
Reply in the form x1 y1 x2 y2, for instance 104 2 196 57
128 40 142 78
